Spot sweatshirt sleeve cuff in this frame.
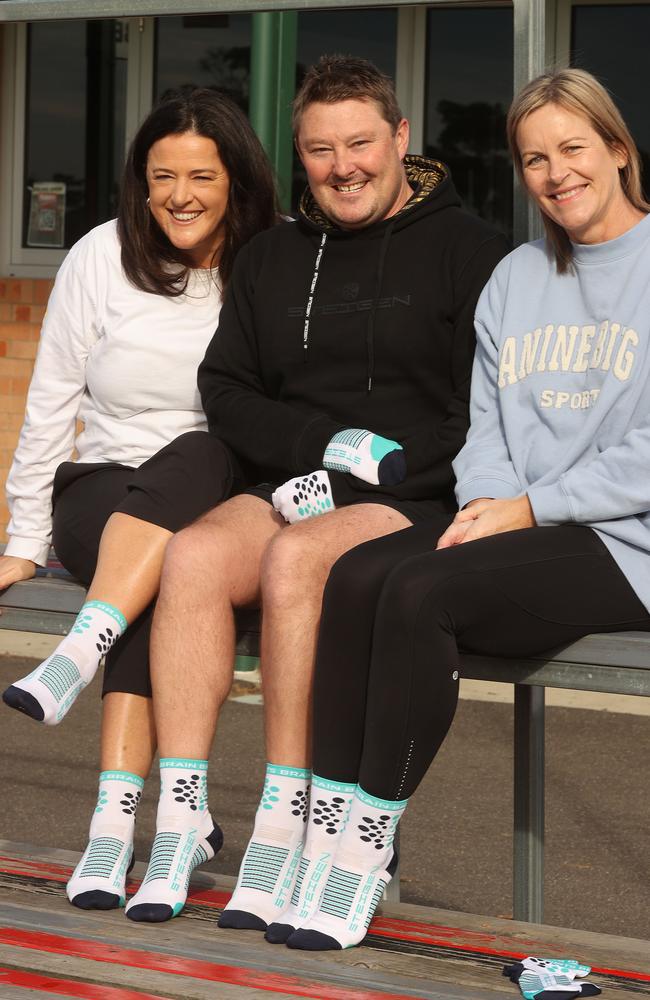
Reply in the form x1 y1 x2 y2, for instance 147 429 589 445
295 415 347 470
456 477 520 509
527 482 573 526
4 536 51 566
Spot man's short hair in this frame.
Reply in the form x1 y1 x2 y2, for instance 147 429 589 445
292 55 403 136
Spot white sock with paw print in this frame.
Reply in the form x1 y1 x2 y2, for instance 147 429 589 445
125 758 223 923
218 763 310 931
3 601 126 724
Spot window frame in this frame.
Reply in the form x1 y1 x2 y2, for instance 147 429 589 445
0 16 154 278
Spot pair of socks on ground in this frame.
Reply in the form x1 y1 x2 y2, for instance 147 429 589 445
3 600 126 725
67 759 223 919
219 765 407 950
503 957 601 1000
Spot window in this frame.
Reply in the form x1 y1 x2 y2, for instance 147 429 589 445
154 14 252 110
424 8 513 237
571 4 650 184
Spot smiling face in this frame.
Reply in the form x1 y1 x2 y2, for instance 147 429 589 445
296 98 412 230
146 131 230 268
517 102 642 244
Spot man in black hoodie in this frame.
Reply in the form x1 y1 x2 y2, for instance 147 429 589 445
125 55 508 927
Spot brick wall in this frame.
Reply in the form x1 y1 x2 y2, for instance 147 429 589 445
0 277 54 542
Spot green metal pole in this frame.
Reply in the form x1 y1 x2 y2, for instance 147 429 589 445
250 10 298 213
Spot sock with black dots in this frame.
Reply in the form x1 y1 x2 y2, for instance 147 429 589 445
265 774 355 943
324 429 406 487
287 785 408 951
218 763 311 931
125 758 223 923
3 601 126 725
67 770 144 910
272 472 334 524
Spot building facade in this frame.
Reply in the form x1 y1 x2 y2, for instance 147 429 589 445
0 0 648 542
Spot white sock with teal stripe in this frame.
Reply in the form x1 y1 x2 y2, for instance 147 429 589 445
287 785 408 950
218 763 311 931
125 758 223 923
67 770 143 910
323 428 406 486
3 600 126 725
265 774 355 943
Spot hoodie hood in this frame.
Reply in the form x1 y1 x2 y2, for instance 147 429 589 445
298 155 461 390
297 154 459 236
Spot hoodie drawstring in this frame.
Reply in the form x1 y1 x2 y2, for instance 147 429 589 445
303 232 327 360
365 220 395 392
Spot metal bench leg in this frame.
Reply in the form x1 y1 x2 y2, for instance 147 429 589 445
513 684 544 923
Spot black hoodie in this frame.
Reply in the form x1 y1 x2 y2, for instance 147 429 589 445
198 156 509 509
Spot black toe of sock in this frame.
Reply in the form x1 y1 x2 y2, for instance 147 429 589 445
71 890 122 911
286 928 341 951
264 921 296 944
2 686 44 722
218 909 267 931
377 450 407 486
126 902 173 923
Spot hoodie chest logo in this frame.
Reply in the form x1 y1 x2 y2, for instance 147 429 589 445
287 293 411 318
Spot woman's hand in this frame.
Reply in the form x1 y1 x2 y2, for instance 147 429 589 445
0 555 37 591
437 496 535 549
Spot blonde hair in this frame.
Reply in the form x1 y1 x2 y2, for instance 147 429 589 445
506 68 649 273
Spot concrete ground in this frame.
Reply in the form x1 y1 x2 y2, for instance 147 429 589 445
1 630 649 943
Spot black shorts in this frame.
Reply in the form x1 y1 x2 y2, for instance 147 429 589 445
243 482 449 525
52 431 240 698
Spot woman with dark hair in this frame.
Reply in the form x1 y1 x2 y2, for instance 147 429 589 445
263 68 650 952
1 87 277 910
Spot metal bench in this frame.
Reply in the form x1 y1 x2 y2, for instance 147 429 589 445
2 563 649 925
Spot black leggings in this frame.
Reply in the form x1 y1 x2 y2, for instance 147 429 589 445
51 431 239 698
313 518 650 801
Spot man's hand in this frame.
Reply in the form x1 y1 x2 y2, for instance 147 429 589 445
436 496 535 549
324 429 405 486
0 555 37 592
272 471 335 524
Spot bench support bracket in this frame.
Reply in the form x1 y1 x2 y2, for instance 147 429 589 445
513 683 544 923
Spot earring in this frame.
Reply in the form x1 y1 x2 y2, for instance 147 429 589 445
146 196 150 205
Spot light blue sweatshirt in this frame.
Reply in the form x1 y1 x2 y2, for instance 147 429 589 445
454 213 650 611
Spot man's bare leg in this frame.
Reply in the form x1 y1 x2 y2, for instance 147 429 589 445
126 495 284 923
262 504 410 764
220 503 410 933
151 494 284 758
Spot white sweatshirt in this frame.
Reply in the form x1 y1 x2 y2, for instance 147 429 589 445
5 220 222 565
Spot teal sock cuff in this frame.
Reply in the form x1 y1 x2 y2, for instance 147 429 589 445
312 774 356 794
266 763 311 780
99 770 145 789
82 600 127 631
356 785 409 811
160 757 208 771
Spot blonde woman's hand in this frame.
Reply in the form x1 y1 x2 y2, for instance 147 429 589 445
437 496 535 549
0 555 37 591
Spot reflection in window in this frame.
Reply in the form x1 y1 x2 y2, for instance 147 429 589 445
154 15 252 110
424 9 513 238
292 8 398 209
23 20 127 249
571 5 650 188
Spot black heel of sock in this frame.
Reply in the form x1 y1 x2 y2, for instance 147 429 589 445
2 686 44 722
387 849 399 878
207 823 224 857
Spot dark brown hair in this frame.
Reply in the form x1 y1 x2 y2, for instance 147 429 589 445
507 68 649 273
118 87 278 295
292 55 403 137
